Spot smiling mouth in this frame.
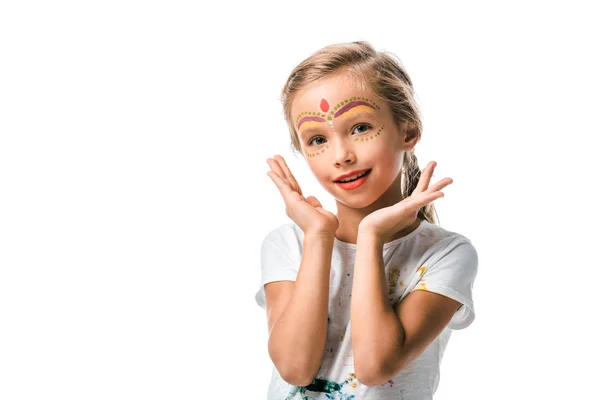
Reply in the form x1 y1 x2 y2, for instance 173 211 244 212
334 169 372 183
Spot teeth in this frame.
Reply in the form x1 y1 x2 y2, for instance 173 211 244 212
339 170 368 182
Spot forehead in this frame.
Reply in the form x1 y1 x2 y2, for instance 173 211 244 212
291 74 376 120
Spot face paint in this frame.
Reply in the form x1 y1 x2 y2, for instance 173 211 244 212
320 96 337 134
353 125 384 142
333 97 380 119
337 105 376 120
305 144 330 159
296 96 382 157
297 116 326 131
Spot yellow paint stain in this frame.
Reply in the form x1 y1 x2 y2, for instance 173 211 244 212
352 382 357 388
415 280 428 291
418 265 427 277
388 268 401 287
349 372 357 378
339 105 376 120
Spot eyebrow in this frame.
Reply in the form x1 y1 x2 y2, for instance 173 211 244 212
297 115 326 130
334 101 376 118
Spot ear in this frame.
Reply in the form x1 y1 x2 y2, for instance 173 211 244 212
400 121 419 151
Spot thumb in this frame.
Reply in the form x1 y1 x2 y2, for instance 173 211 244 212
305 196 323 209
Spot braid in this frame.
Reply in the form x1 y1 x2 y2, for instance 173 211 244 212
402 151 440 224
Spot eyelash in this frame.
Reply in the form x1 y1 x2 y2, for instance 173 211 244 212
308 123 373 147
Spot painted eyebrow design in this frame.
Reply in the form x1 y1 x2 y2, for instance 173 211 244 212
334 100 376 118
297 115 326 130
331 97 380 117
295 96 381 127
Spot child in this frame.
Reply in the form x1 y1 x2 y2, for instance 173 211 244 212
254 41 478 399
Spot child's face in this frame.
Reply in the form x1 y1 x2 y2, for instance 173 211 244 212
291 72 415 207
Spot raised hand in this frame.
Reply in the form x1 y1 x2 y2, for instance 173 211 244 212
358 161 453 241
266 155 339 237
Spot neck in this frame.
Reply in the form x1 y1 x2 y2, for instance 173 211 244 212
334 172 420 245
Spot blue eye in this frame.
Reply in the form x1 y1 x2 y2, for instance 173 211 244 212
308 124 372 147
353 123 372 135
308 136 326 146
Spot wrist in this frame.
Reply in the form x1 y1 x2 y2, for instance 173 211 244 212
304 231 335 243
357 230 385 248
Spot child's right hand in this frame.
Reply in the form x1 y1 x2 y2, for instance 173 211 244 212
267 155 339 237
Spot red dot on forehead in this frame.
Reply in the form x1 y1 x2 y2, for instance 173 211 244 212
320 98 329 113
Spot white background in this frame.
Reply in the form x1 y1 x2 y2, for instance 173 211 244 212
1 1 598 399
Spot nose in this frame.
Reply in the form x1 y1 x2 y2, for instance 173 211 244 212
332 135 356 166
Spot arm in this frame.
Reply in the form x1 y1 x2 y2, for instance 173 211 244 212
267 233 334 386
350 232 461 386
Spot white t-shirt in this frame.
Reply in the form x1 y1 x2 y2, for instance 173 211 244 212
255 219 478 399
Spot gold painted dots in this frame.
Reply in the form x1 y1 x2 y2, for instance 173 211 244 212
296 96 380 124
354 124 384 142
305 144 330 159
295 110 327 125
332 97 380 111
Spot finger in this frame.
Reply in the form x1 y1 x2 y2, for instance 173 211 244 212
267 171 297 200
405 190 445 211
267 158 291 188
413 161 435 194
274 154 303 196
426 177 453 193
305 195 322 209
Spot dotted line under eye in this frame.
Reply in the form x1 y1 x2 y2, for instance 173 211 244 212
305 144 330 159
353 125 384 141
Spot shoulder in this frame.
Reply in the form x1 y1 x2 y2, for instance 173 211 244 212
261 222 305 260
419 222 478 267
262 222 303 247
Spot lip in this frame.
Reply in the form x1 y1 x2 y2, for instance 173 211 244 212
335 169 371 190
334 169 371 182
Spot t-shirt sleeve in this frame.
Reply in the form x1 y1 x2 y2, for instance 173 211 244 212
411 239 479 330
254 236 299 310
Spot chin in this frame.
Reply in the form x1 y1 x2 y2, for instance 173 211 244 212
332 192 379 210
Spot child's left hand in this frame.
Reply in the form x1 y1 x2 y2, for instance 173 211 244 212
358 161 453 242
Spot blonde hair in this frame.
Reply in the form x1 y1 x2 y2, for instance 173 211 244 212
280 41 440 225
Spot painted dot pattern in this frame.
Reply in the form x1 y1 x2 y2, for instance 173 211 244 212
305 144 329 158
298 96 382 159
332 97 380 111
295 96 380 126
303 125 384 158
354 124 384 142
